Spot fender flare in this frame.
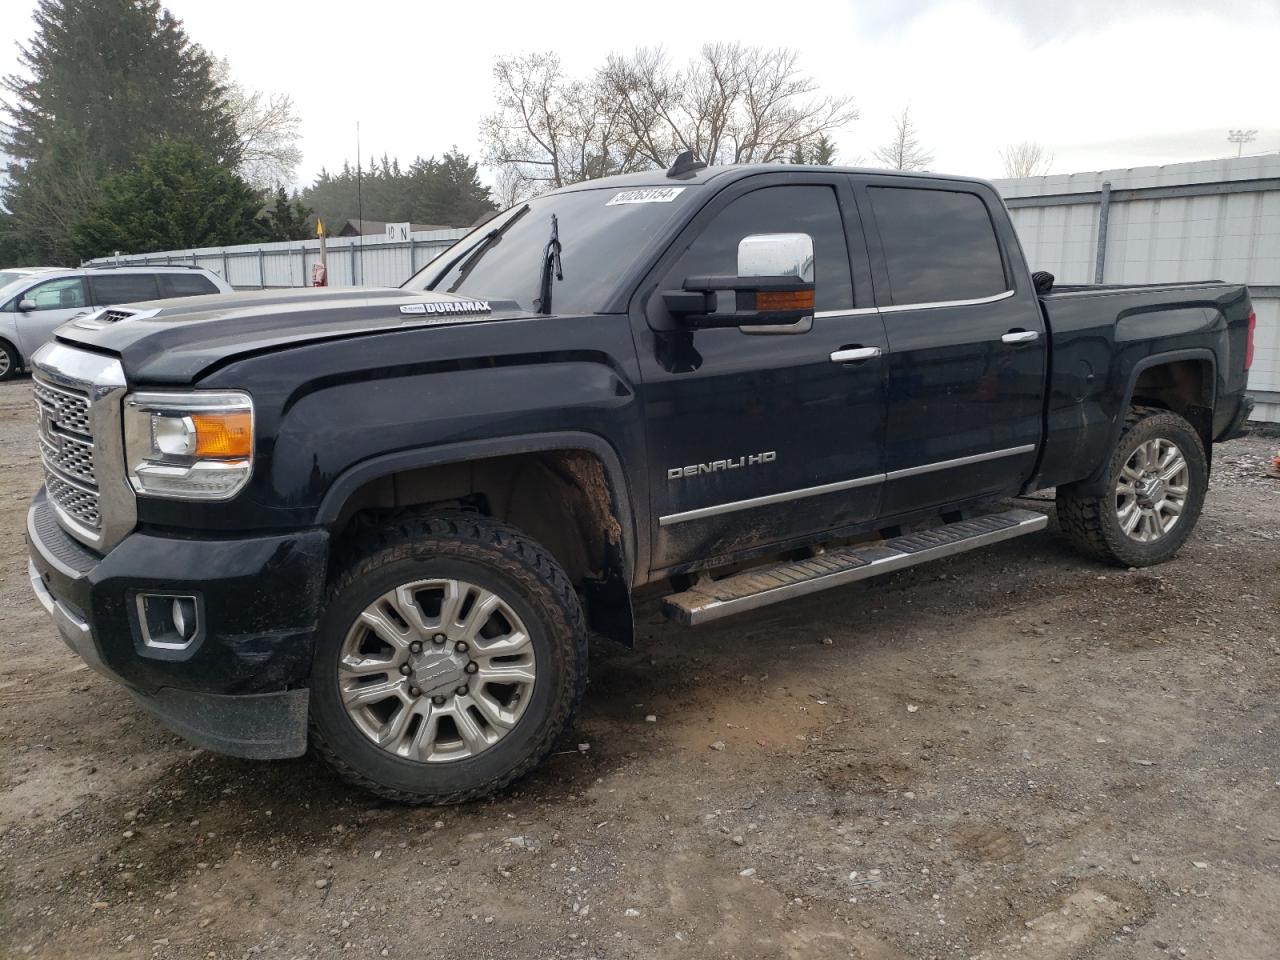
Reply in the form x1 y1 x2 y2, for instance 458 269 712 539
1075 347 1217 497
315 430 644 589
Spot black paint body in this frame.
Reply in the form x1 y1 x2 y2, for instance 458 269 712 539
27 165 1254 754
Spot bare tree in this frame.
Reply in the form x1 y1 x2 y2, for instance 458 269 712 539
483 45 858 195
212 57 303 188
1000 141 1053 178
480 53 637 200
872 107 933 172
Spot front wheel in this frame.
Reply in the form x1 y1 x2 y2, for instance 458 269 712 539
309 513 588 804
1057 408 1208 567
0 340 20 382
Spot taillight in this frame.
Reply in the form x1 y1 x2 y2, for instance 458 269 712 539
1245 309 1256 371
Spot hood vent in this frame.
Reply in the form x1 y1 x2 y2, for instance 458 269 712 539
73 307 142 331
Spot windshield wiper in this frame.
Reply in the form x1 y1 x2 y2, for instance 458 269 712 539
424 203 530 291
534 214 563 315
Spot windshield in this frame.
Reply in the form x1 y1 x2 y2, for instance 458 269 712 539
0 271 32 290
403 185 695 314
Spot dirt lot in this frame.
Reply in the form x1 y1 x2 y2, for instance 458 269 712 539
0 376 1277 960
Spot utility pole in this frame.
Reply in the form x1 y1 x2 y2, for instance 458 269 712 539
1228 129 1257 157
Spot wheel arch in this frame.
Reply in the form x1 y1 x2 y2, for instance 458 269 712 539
317 432 638 645
1073 348 1216 498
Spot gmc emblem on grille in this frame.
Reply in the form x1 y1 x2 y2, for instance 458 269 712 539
37 405 61 452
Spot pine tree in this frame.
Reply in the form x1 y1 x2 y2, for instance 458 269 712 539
2 0 238 261
71 140 266 259
261 187 312 242
3 0 237 171
300 148 495 230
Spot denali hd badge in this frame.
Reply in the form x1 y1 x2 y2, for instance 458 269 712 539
667 451 776 480
400 300 491 315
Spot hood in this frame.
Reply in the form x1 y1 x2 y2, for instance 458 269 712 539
53 286 534 383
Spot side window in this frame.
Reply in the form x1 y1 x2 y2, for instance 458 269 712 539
89 273 159 305
668 184 854 311
158 273 219 297
868 187 1007 305
19 277 88 311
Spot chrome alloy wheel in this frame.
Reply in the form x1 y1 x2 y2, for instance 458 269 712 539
1116 437 1190 543
338 579 536 763
0 349 11 378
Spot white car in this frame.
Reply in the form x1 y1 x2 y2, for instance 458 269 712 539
0 265 233 380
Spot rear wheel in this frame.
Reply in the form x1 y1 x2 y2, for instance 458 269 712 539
309 513 587 804
1057 408 1207 567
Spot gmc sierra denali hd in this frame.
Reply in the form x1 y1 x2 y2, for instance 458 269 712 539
27 157 1256 803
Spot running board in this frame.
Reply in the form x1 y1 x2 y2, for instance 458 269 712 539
662 509 1048 626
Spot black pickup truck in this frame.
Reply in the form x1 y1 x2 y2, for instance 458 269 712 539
26 159 1255 803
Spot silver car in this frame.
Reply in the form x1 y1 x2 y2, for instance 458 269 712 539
0 265 233 380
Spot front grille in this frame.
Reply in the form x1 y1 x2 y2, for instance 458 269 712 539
34 376 100 533
40 432 95 484
32 379 91 435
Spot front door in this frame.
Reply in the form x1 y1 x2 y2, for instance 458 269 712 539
11 276 91 360
857 179 1046 516
635 174 888 573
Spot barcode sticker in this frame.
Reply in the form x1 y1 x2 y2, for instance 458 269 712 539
606 187 687 206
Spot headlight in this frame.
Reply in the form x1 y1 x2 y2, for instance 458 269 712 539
123 391 254 500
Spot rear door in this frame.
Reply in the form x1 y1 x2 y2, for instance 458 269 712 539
857 178 1045 516
634 172 888 572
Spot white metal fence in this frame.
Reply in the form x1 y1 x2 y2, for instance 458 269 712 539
86 227 470 290
995 155 1280 423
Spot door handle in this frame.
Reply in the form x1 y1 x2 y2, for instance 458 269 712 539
1001 330 1039 345
830 346 882 363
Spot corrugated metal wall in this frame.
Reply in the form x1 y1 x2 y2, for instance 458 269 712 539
994 155 1280 422
86 228 470 290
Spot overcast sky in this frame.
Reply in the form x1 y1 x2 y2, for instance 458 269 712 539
4 0 1279 187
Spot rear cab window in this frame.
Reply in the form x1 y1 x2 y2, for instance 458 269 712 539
867 186 1008 305
89 273 160 305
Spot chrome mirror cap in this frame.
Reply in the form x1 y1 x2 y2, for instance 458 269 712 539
737 233 814 281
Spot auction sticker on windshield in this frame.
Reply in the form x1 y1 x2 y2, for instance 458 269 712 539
606 187 686 205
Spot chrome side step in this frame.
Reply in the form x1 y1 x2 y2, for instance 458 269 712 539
662 508 1048 626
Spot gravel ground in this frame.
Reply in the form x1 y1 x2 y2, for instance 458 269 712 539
0 376 1277 960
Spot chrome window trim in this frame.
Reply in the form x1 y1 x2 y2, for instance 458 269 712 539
32 341 136 552
813 307 881 319
878 289 1015 314
657 443 1038 526
885 443 1037 481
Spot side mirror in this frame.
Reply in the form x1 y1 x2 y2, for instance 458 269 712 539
17 299 36 313
663 232 815 329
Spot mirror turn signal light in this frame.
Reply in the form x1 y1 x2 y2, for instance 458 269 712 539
754 289 815 311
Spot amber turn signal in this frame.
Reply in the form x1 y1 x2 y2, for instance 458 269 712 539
191 412 253 458
755 289 815 311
